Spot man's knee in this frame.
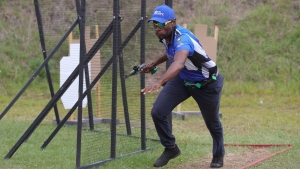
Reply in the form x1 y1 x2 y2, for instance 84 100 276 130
151 107 160 119
151 106 166 120
206 120 223 132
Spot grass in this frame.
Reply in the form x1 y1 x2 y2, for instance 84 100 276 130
0 82 299 168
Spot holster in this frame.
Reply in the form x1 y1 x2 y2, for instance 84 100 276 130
184 69 219 89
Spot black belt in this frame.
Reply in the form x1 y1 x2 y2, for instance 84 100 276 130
184 70 219 89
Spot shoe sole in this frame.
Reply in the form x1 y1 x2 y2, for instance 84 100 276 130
172 150 181 159
153 150 181 167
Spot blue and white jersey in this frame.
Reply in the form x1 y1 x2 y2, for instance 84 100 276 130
161 25 217 82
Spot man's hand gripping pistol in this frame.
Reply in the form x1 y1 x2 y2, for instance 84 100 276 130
124 63 157 79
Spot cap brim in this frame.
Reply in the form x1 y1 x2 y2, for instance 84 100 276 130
147 17 168 23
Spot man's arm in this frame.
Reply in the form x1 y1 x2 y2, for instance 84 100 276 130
141 50 189 94
156 50 189 85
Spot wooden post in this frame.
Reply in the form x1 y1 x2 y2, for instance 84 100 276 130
68 31 72 55
214 25 219 42
95 25 101 118
68 30 74 121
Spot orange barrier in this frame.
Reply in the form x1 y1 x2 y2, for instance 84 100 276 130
224 143 293 169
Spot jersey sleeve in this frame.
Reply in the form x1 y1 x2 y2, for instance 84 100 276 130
174 34 194 56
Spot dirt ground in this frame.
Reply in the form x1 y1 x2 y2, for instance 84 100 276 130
174 147 271 169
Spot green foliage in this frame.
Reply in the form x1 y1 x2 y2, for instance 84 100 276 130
0 1 5 7
213 1 300 84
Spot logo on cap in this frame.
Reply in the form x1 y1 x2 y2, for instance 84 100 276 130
154 11 164 16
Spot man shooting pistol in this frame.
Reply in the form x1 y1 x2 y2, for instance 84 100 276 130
139 5 225 168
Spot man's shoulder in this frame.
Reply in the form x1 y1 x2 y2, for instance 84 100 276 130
175 26 198 40
174 32 194 43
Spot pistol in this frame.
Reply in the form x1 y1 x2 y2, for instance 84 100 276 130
124 64 157 79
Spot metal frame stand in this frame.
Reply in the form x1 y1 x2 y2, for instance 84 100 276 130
3 1 173 169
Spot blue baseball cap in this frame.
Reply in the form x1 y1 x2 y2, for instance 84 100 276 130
148 5 175 23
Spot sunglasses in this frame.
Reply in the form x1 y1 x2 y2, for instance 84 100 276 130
152 20 172 29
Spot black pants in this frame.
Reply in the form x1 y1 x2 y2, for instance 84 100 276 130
151 73 224 158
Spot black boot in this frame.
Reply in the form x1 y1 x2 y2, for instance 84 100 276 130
210 155 224 168
153 144 181 167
